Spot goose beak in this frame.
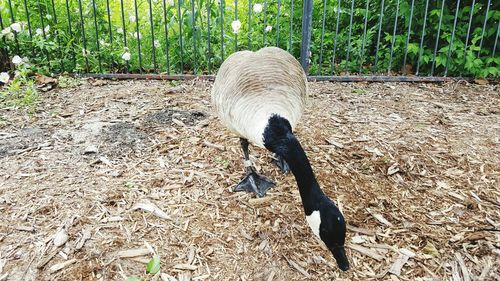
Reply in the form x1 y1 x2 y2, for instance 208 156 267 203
330 246 350 271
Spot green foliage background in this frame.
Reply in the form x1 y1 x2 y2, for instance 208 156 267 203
0 0 499 77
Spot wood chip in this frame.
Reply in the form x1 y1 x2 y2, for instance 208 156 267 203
451 261 461 281
326 139 344 148
248 196 273 206
347 225 377 236
367 209 393 227
202 140 225 151
399 248 416 258
478 258 492 281
387 163 400 176
75 228 91 250
284 256 310 278
131 201 170 220
455 252 470 281
173 263 198 270
161 273 178 281
347 244 384 261
36 249 59 269
193 274 210 280
49 259 77 273
266 271 276 281
15 226 35 232
388 254 410 276
239 228 254 241
117 248 152 258
366 147 384 157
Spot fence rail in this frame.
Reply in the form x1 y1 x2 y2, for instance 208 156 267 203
0 0 499 78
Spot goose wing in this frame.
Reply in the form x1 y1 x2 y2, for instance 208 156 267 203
212 47 308 147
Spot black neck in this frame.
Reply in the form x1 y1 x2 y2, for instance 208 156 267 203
263 115 324 211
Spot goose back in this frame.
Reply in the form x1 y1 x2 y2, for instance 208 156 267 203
212 47 308 147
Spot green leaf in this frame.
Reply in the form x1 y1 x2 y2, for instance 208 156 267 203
146 255 161 275
126 276 141 281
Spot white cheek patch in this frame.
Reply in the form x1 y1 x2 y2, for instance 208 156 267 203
305 210 321 239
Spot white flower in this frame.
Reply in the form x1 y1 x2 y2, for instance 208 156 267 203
129 15 136 22
265 25 272 32
231 20 241 34
44 25 50 33
0 72 9 84
82 48 89 57
253 3 263 13
122 52 131 61
12 55 23 65
46 14 53 20
153 40 160 47
99 39 110 47
134 32 141 39
36 28 43 36
168 0 175 6
117 27 124 34
1 27 11 35
10 23 21 33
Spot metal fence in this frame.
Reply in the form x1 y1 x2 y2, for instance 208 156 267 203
0 0 499 80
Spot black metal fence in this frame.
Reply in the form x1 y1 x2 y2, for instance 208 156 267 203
0 0 499 79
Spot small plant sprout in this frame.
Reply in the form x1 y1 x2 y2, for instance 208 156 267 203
0 72 9 84
12 56 23 65
146 255 161 275
265 25 272 32
117 27 124 34
153 40 160 47
231 20 241 34
129 14 136 22
46 14 53 20
10 23 21 33
253 3 263 13
35 28 43 36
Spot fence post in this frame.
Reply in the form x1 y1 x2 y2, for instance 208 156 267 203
300 0 313 73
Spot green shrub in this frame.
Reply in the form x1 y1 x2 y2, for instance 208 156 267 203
0 0 498 77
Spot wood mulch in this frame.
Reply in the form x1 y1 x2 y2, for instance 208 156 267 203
0 78 498 280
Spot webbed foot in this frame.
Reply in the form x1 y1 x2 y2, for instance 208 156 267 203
234 169 275 197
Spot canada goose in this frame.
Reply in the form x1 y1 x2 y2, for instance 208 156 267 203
211 47 349 271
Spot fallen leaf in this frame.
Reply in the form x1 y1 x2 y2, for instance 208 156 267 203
146 255 161 275
422 242 440 258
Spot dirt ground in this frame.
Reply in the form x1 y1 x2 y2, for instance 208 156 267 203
0 78 498 281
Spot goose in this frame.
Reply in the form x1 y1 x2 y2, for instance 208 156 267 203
211 47 349 271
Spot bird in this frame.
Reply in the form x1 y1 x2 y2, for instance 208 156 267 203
211 47 349 271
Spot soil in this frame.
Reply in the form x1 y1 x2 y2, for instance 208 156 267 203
0 79 498 281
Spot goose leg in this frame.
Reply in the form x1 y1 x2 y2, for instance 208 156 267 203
234 138 275 197
271 153 290 173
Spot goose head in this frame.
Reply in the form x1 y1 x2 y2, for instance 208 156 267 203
306 197 349 271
